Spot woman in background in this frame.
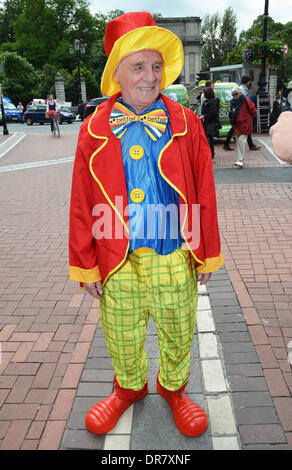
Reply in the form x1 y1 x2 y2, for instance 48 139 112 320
229 86 257 168
200 86 220 160
46 94 57 133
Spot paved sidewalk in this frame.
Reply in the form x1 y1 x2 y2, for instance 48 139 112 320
214 136 292 449
0 132 291 450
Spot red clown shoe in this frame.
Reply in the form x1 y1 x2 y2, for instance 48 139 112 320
85 377 148 435
156 375 208 437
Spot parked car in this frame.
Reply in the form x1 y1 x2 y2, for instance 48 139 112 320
1 97 22 123
83 97 109 119
59 107 76 124
24 105 76 125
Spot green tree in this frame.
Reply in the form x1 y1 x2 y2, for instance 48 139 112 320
239 15 284 43
86 9 125 94
0 0 23 44
10 0 97 70
0 52 39 105
13 0 55 69
223 45 244 66
201 7 238 69
238 16 292 85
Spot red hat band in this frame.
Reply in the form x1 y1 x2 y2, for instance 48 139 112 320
104 12 157 58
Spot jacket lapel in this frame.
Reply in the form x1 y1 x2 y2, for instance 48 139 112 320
87 93 129 230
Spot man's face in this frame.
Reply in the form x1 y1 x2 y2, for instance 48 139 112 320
114 50 163 113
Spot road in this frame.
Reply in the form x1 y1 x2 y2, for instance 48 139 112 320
1 120 83 135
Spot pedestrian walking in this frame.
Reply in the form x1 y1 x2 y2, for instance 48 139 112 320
69 11 224 438
17 101 24 123
223 75 261 151
229 86 257 168
275 90 288 113
199 79 214 116
200 86 221 160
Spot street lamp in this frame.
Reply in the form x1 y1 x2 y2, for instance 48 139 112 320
257 0 269 97
69 40 86 105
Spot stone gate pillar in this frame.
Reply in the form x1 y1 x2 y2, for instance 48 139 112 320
55 73 66 103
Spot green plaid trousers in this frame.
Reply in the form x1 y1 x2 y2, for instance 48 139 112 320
99 246 198 391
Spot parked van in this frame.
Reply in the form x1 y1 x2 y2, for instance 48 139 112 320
161 84 189 108
190 81 238 137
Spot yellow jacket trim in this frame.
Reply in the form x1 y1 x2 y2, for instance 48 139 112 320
88 107 130 285
196 252 224 273
69 265 102 283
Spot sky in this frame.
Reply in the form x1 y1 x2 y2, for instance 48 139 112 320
89 0 291 34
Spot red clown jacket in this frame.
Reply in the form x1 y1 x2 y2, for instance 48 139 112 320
69 93 224 286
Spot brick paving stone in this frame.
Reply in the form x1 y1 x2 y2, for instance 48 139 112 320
223 352 260 364
60 364 84 389
229 376 268 392
255 345 279 368
12 342 35 362
32 332 55 351
60 429 103 450
0 420 31 450
239 424 287 445
76 382 113 397
38 420 67 450
273 398 292 432
235 406 279 425
80 369 114 383
50 389 76 420
70 342 91 363
0 324 18 341
21 439 39 450
0 404 39 421
31 363 56 389
3 363 40 376
5 376 35 403
264 369 290 397
26 421 46 440
248 325 269 345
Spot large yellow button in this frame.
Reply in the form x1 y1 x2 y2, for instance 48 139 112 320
130 188 145 203
129 145 144 160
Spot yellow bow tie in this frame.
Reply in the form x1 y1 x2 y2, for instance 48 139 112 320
110 101 168 141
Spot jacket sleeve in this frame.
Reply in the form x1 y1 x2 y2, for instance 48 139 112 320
69 130 101 285
189 113 224 273
246 97 257 118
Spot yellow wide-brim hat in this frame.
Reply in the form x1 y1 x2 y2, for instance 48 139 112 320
101 12 184 96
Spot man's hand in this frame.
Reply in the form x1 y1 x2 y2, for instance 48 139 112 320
83 280 103 299
197 272 212 285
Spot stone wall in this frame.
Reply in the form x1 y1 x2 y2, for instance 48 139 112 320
156 17 203 94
